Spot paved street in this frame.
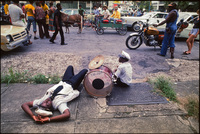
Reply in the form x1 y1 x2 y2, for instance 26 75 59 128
1 27 199 133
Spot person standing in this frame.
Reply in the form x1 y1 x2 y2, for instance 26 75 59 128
49 3 67 45
183 9 199 55
35 1 46 39
4 1 10 15
48 2 56 32
25 0 39 40
40 1 50 38
78 5 85 26
8 0 32 45
153 3 179 59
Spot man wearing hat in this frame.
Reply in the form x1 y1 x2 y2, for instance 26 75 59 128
102 5 110 20
113 51 133 87
153 3 179 59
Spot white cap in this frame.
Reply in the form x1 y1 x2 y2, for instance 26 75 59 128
119 50 131 60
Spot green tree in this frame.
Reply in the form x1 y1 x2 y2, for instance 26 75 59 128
163 1 199 12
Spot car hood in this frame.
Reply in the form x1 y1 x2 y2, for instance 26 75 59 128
1 25 26 36
121 16 148 20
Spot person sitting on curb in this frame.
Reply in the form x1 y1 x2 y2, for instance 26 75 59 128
113 51 133 87
21 65 88 124
110 6 121 24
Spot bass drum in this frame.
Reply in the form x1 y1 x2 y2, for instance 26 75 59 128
84 65 113 97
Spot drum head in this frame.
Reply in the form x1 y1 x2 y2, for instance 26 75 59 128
84 70 113 97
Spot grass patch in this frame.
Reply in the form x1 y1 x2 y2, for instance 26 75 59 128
1 67 61 84
1 67 31 84
148 76 177 102
185 97 199 121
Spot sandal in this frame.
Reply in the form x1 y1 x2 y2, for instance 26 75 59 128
183 51 191 55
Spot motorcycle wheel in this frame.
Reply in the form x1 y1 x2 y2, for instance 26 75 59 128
126 35 142 50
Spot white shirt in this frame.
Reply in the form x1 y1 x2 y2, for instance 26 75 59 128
33 81 79 114
98 7 102 14
102 9 110 18
114 62 132 85
8 4 24 23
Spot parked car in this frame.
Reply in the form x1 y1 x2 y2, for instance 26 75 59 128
121 12 168 31
1 21 31 51
62 9 78 15
155 12 199 40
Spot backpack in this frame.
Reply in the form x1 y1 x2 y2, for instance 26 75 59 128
35 7 45 20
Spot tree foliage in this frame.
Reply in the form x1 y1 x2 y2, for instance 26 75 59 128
163 1 199 12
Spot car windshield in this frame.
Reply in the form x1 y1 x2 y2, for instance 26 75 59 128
142 12 155 18
63 9 72 15
178 13 198 23
74 10 78 14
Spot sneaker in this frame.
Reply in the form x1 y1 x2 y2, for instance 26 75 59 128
34 37 39 40
61 43 68 45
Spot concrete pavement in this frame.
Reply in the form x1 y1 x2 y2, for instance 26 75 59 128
1 81 199 133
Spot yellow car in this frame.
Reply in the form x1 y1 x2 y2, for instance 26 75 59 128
1 21 31 51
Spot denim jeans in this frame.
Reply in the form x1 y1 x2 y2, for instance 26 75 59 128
110 18 119 24
160 29 176 56
27 16 37 32
62 66 88 90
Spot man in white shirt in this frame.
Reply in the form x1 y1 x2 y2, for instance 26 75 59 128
8 1 26 27
8 0 32 45
113 51 133 87
102 5 110 19
21 65 88 123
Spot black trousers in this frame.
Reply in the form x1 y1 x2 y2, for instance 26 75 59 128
50 25 64 44
116 78 129 87
62 66 88 90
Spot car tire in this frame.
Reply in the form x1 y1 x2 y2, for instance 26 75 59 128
132 22 141 32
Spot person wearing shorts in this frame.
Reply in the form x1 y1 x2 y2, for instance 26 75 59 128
21 65 88 123
183 9 199 55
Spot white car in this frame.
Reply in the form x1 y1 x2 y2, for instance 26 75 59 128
62 9 78 15
121 12 168 31
156 12 199 40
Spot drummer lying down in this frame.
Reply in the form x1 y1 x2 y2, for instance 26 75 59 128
21 65 88 124
113 51 133 87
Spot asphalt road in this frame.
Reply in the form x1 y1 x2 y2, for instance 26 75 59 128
1 26 199 79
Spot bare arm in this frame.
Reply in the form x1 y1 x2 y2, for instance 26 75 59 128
37 109 70 123
21 101 40 121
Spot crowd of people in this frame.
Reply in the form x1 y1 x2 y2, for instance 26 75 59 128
1 1 199 56
1 0 61 45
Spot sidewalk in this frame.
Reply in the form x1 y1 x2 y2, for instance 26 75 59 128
1 81 198 133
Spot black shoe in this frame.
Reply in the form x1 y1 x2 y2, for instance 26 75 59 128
34 37 39 40
49 40 55 43
157 53 165 57
61 43 68 45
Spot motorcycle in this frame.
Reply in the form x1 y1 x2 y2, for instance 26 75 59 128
126 19 189 50
126 19 164 50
